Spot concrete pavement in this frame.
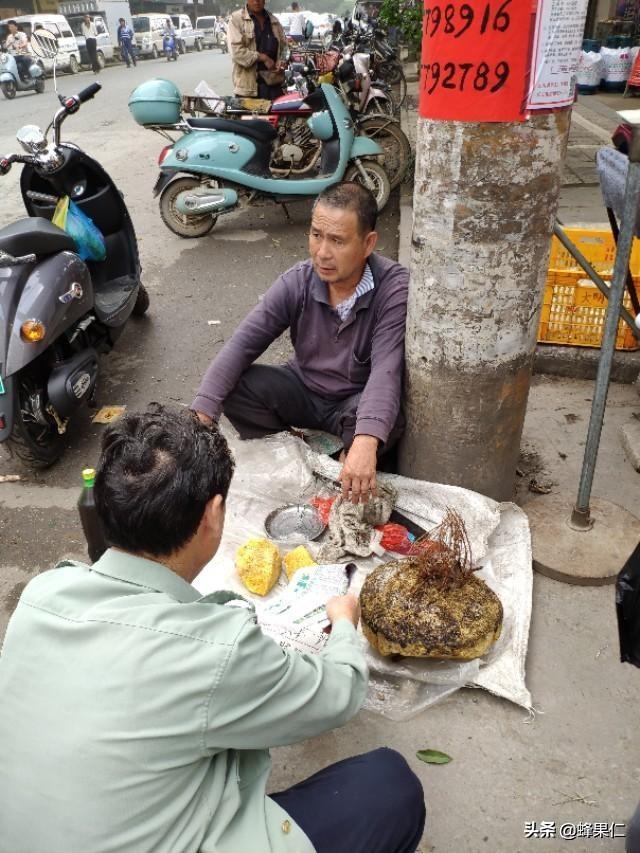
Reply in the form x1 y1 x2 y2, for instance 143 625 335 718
1 54 640 853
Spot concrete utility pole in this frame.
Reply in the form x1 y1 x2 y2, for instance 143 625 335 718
399 113 570 500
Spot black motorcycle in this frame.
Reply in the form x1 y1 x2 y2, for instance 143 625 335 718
0 80 149 468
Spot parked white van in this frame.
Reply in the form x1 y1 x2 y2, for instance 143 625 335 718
170 14 202 53
131 13 166 59
0 14 81 74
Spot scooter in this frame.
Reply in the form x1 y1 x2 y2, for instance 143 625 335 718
129 80 389 238
163 33 178 61
0 78 149 468
0 50 45 100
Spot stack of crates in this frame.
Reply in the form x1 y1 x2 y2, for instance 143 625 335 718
538 227 640 351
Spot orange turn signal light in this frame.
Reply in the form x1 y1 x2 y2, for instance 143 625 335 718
20 320 46 342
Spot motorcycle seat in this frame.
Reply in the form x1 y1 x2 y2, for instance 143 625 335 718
186 117 278 143
0 217 76 258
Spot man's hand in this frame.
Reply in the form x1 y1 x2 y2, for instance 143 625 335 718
195 411 214 426
326 593 360 627
338 435 379 504
258 53 275 69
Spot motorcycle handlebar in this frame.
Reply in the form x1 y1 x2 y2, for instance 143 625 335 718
77 82 102 104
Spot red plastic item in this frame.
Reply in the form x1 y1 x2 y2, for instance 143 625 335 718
375 522 413 554
311 496 336 526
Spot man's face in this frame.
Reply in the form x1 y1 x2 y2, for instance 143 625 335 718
247 0 266 15
309 203 377 287
8 23 17 34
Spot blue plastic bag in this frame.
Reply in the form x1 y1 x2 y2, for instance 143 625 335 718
52 196 106 262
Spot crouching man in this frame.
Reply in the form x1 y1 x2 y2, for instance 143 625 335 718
0 405 425 853
192 181 409 505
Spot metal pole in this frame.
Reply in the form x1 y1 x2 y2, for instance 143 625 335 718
571 128 640 528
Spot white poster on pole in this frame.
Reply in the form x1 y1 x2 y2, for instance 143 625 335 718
527 0 589 110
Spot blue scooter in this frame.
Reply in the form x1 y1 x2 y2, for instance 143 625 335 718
162 33 178 62
0 50 45 100
129 81 390 238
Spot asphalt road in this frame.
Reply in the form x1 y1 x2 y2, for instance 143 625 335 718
0 50 400 635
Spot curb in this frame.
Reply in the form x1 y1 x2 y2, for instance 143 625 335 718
397 64 640 385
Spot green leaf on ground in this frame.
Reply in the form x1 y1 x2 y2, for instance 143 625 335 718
416 749 452 765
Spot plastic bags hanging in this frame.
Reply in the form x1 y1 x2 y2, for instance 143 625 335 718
52 196 106 262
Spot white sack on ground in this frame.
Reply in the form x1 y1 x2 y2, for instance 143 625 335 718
194 433 533 718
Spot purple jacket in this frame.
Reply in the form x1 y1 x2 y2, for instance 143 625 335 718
192 253 409 443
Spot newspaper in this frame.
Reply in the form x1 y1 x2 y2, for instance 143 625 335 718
255 563 353 654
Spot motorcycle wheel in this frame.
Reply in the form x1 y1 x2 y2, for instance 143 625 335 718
5 369 64 469
159 177 218 239
1 81 16 100
196 39 203 51
377 61 406 108
35 77 45 94
357 115 411 191
132 284 150 316
152 45 159 59
365 97 394 117
343 161 390 212
97 50 106 69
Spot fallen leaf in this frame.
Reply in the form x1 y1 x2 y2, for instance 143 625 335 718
0 474 21 483
92 406 126 425
416 749 452 765
207 320 221 326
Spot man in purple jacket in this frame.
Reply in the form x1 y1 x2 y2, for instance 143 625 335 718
192 182 408 503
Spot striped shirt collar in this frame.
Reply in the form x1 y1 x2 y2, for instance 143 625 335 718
335 263 374 321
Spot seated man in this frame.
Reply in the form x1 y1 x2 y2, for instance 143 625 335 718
0 406 425 853
193 182 409 504
3 20 32 81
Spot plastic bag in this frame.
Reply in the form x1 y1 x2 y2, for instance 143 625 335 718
52 196 106 262
616 542 640 667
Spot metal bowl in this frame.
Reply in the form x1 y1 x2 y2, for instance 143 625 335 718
264 504 326 544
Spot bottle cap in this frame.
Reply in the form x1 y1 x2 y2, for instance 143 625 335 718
82 467 96 485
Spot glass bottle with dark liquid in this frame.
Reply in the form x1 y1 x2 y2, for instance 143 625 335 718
78 468 108 563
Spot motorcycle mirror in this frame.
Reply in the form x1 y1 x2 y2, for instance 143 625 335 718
30 28 58 59
16 125 47 153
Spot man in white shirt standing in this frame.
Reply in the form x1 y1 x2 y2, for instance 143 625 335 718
289 1 305 42
81 14 100 73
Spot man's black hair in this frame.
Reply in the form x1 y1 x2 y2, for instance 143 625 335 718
7 19 17 26
313 181 377 235
94 404 234 558
291 2 299 9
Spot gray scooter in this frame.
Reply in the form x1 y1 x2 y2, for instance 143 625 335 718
0 40 149 468
0 50 45 99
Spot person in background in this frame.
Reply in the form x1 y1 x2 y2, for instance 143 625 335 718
0 405 426 853
289 1 306 42
3 21 31 81
81 14 100 74
117 17 136 68
228 0 286 99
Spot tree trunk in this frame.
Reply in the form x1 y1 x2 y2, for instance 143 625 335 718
399 112 571 501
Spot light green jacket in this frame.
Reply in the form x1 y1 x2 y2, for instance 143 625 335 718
0 550 368 853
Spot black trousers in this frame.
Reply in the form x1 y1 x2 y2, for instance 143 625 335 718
85 37 99 73
257 78 283 100
271 748 426 853
222 364 405 454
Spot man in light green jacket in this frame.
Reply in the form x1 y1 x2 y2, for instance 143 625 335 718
0 406 425 853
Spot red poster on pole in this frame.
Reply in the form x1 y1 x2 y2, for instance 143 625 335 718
419 0 536 122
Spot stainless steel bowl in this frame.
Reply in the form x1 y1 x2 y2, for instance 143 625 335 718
264 504 326 543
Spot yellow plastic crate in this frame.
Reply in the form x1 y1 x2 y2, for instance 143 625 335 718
538 228 640 351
